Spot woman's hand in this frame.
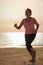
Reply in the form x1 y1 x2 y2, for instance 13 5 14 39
14 23 17 27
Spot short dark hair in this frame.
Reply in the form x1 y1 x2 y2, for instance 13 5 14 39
25 8 32 16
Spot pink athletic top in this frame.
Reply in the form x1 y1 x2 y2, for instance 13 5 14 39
22 17 37 34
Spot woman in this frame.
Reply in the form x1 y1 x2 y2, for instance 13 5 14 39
14 8 39 62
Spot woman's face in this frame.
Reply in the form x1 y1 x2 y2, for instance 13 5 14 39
25 10 31 18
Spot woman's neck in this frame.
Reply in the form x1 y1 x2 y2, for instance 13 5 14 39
26 17 31 21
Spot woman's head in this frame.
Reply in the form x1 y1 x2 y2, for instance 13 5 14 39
25 8 32 18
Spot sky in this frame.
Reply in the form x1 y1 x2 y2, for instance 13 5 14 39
0 0 43 32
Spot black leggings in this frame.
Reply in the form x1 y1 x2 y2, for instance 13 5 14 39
25 34 36 52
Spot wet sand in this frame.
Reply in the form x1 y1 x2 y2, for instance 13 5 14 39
0 47 43 65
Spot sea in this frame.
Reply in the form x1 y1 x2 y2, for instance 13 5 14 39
0 32 43 48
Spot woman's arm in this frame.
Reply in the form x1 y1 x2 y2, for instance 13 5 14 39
36 22 39 32
34 19 39 32
14 21 23 30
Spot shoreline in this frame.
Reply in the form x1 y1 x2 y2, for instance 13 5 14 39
0 45 43 48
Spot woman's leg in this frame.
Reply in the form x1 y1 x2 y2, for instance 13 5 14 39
25 34 36 62
29 47 36 61
26 44 36 62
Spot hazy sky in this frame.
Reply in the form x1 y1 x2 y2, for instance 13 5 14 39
0 0 43 32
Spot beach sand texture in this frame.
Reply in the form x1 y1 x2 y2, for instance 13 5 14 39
0 47 43 65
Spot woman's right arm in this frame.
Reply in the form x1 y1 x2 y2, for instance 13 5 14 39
14 20 23 30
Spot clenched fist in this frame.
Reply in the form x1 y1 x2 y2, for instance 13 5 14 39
14 23 17 27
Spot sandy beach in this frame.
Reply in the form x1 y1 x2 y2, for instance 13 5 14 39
0 47 43 65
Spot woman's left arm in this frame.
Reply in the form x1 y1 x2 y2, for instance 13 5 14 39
34 19 39 32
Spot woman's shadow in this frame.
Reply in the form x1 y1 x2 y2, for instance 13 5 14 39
31 62 36 65
28 62 36 65
23 60 36 65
